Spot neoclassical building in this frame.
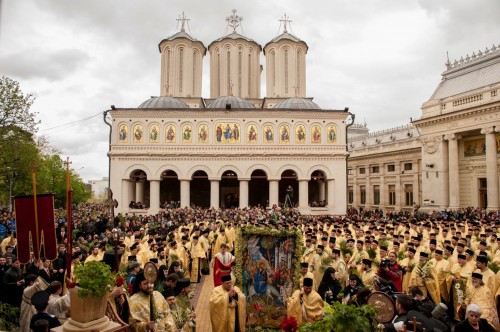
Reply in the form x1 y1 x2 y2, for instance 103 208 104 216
108 11 350 216
347 44 500 212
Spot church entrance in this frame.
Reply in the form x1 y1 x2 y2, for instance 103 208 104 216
249 169 269 207
191 170 210 208
220 170 239 208
479 178 487 209
279 170 298 207
309 170 327 207
129 170 149 207
160 170 180 207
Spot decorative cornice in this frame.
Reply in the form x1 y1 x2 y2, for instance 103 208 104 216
110 109 350 120
445 43 499 71
347 147 421 161
112 156 347 162
413 105 500 128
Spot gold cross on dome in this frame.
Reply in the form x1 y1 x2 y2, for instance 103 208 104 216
226 9 243 33
177 12 190 32
279 13 292 33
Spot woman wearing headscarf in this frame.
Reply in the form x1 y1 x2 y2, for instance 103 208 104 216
317 267 342 305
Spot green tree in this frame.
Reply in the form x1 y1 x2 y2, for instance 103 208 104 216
0 77 90 208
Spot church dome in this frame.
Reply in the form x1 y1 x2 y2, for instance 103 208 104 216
208 96 256 109
273 98 320 110
138 96 189 109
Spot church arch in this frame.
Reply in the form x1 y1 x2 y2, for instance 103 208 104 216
279 169 299 207
220 170 239 208
308 170 327 207
190 170 210 208
249 169 269 207
160 170 180 208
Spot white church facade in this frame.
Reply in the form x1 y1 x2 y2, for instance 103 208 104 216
108 11 350 216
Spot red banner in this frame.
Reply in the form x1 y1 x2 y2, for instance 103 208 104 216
213 256 232 287
14 194 57 263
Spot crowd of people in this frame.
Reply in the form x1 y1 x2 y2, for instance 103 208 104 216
1 204 500 331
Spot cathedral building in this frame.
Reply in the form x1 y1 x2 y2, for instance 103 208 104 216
108 11 351 216
347 44 500 212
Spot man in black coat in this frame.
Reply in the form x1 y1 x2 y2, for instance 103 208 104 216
30 290 61 330
2 258 25 308
384 294 413 332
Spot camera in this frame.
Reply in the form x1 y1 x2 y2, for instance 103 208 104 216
380 259 391 268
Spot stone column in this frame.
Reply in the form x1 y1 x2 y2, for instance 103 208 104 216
365 176 371 207
136 180 145 204
395 168 401 210
121 179 129 211
180 180 190 208
149 180 160 214
128 181 136 203
298 179 308 208
210 179 220 208
481 127 500 211
269 180 279 207
327 179 335 208
239 179 249 208
445 133 462 209
319 180 326 201
379 177 385 208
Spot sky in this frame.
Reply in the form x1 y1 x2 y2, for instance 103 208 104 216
0 0 499 182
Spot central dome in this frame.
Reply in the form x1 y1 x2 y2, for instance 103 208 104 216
208 96 255 109
273 98 320 110
138 96 189 109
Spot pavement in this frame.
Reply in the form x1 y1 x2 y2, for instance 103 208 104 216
192 270 214 332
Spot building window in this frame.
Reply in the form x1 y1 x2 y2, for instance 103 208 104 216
348 186 353 204
360 185 366 204
371 166 379 173
348 169 353 175
387 164 395 172
405 184 413 206
179 48 184 93
404 163 413 171
389 185 396 205
359 167 366 174
373 185 380 205
284 49 289 93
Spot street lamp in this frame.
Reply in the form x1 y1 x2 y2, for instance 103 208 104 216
4 167 17 213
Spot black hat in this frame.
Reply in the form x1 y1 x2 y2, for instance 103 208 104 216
317 244 324 250
445 245 454 253
300 262 309 268
329 237 336 243
457 254 466 260
429 239 437 245
193 235 199 240
333 249 341 255
471 272 483 280
380 246 388 251
221 274 232 283
321 237 328 242
149 258 158 264
177 278 190 289
466 249 474 256
349 274 359 281
182 235 188 241
357 240 364 245
435 249 443 255
31 290 50 308
420 252 429 258
303 278 313 287
128 255 137 261
362 259 372 266
163 288 176 298
457 243 465 248
408 248 416 254
476 255 488 263
133 272 146 294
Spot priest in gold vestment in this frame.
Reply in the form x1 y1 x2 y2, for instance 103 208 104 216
129 272 174 332
463 272 500 331
287 277 324 326
209 274 246 332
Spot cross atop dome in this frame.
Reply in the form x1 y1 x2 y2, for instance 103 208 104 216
177 12 190 32
226 9 243 33
279 13 292 33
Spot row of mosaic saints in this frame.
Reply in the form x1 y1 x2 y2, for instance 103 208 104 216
118 123 337 144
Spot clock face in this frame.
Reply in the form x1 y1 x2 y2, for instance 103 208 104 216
143 262 158 283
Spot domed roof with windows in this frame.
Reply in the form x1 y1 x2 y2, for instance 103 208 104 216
273 98 320 110
208 95 256 109
138 96 189 109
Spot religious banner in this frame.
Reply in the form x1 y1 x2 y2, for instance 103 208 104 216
235 227 303 329
14 194 57 263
